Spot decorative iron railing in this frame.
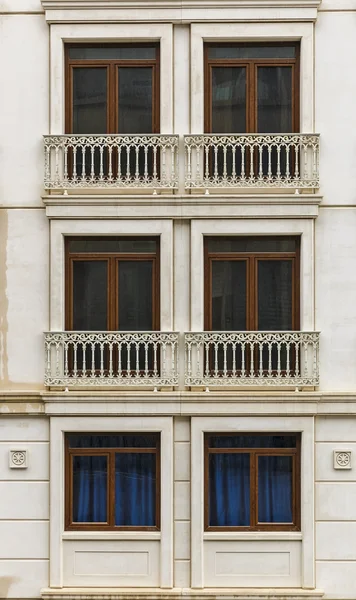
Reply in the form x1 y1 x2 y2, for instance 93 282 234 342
185 331 320 388
184 134 320 189
43 134 179 190
44 331 179 387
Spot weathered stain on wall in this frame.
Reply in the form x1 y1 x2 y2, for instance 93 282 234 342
0 576 17 598
0 210 9 387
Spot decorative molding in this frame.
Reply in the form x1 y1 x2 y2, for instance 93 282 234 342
334 450 352 470
40 0 322 23
9 450 28 469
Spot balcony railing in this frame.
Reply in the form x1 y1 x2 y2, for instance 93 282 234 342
185 331 320 388
184 134 320 190
44 134 179 190
44 331 179 387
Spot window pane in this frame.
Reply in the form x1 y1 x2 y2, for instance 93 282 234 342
257 66 293 133
72 455 107 522
115 453 156 526
118 261 153 330
72 68 107 134
68 434 159 449
72 261 108 330
118 67 153 133
209 453 250 526
208 45 296 59
258 455 293 523
208 435 297 449
68 238 157 253
69 46 157 60
206 237 297 254
211 261 247 330
212 67 246 133
257 260 293 330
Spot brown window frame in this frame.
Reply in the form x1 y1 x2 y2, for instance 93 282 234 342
65 433 161 531
204 236 300 332
204 432 301 532
65 43 160 134
65 237 160 332
204 42 300 133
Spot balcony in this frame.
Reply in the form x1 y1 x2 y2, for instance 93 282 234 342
43 133 320 193
44 330 320 389
44 331 179 387
185 331 320 388
43 134 179 191
184 133 320 190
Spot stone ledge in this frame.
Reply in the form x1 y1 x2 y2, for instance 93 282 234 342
41 588 324 600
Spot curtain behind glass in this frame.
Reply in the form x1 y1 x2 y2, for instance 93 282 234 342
258 455 293 523
115 453 156 526
72 455 107 522
209 453 250 526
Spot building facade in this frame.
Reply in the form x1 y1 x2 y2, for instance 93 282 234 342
1 0 356 599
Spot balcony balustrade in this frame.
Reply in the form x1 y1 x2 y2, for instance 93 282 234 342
184 134 320 190
44 330 320 389
43 133 320 192
184 331 320 388
43 134 179 190
44 331 179 387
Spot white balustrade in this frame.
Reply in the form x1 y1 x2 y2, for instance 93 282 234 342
185 331 320 388
44 134 179 190
184 134 320 189
45 331 179 387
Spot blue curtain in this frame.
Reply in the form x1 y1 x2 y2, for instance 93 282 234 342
73 455 107 522
258 455 292 523
115 453 156 526
209 453 250 526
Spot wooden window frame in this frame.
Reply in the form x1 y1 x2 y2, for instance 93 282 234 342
204 42 300 133
65 433 161 531
65 43 160 134
65 236 160 332
204 432 301 532
204 236 300 332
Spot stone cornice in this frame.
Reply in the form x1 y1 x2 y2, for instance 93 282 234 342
41 0 322 22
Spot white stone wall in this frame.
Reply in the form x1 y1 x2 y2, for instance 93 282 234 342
0 417 49 598
0 0 356 598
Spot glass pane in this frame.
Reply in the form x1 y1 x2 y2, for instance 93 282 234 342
211 261 247 330
208 435 297 449
72 261 108 330
257 66 293 133
68 238 157 254
68 434 159 449
211 67 246 133
118 261 153 330
115 453 156 526
257 260 293 330
118 67 153 133
258 455 293 523
72 455 107 522
209 453 250 526
69 46 157 60
72 68 107 134
208 45 296 60
206 237 297 254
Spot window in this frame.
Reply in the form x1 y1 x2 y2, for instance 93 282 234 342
204 43 299 178
205 43 299 134
204 236 300 373
65 237 160 372
65 44 160 179
205 433 300 531
205 236 299 331
65 433 160 530
66 45 159 135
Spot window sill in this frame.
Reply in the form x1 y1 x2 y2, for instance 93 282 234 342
62 531 161 541
203 531 302 541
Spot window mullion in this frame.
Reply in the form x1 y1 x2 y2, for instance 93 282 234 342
250 451 257 529
109 449 116 527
